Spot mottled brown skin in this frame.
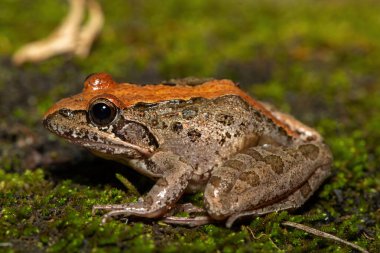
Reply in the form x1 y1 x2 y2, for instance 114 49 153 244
43 73 333 227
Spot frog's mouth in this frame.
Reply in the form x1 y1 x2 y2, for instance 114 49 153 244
43 110 153 158
65 136 154 158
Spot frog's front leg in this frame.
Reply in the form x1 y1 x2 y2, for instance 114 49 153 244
93 151 193 223
204 142 332 226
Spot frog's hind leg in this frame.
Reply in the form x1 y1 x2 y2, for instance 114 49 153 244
204 142 332 227
225 163 331 228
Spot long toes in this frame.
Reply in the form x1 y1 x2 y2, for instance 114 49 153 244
92 204 127 215
161 216 215 227
100 210 130 224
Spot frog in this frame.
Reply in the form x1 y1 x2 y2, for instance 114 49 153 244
43 73 333 227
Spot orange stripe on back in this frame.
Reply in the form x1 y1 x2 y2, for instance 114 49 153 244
44 79 298 138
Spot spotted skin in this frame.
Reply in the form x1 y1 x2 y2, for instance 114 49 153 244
43 73 333 227
204 142 332 223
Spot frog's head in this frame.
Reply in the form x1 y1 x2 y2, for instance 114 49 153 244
43 73 158 159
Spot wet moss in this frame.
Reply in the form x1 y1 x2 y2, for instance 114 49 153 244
0 0 379 252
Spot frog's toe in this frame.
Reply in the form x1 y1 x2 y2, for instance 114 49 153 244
100 210 131 224
92 204 127 215
167 203 206 216
161 216 215 227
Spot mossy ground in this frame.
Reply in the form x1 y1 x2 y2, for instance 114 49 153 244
0 0 379 252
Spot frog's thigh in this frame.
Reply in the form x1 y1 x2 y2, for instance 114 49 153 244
225 163 330 227
204 142 332 221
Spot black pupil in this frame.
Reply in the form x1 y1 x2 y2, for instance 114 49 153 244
89 99 117 126
92 103 111 120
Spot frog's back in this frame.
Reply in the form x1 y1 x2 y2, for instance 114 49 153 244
123 91 293 189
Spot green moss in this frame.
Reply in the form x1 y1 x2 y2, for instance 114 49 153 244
1 0 379 252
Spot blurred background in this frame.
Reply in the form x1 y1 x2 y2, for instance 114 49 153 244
0 0 379 252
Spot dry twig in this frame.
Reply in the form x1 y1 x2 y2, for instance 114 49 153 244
282 221 369 253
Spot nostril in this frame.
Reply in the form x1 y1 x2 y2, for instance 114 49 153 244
42 118 50 128
59 109 73 118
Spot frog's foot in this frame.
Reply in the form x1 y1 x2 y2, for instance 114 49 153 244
93 203 207 225
95 204 214 227
93 202 208 225
161 216 216 227
92 204 126 215
159 203 216 227
100 209 132 224
92 204 125 224
92 203 169 224
12 0 103 65
165 203 206 216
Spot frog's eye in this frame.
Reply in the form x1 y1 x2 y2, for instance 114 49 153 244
89 98 118 126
